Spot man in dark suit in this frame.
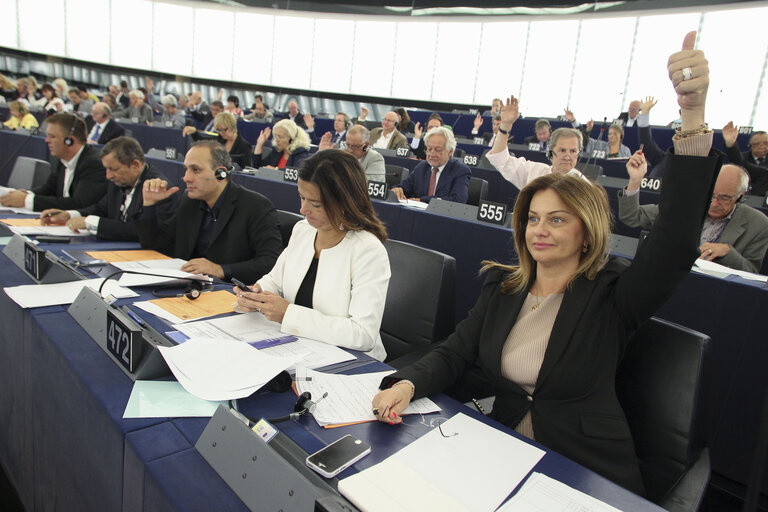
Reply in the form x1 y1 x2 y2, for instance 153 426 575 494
617 100 641 127
470 114 511 147
279 101 308 129
523 118 552 151
722 124 768 195
190 100 223 133
38 136 177 241
137 140 282 283
188 91 211 123
392 126 471 204
0 113 107 211
85 102 125 145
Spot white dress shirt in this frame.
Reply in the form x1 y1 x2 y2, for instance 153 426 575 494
372 130 394 149
24 145 85 210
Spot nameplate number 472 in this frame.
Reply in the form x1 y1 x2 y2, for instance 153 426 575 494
23 241 44 281
106 311 140 373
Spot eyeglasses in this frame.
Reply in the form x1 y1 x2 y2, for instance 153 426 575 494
346 144 364 151
712 193 738 203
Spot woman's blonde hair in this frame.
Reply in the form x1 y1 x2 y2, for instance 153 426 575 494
8 101 29 117
483 173 611 294
273 119 310 154
214 111 238 133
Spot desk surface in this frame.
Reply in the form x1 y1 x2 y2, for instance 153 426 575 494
0 232 663 511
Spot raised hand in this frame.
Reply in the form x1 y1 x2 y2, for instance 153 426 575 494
586 119 594 133
359 107 369 121
625 150 648 191
668 31 708 122
256 127 272 146
318 131 335 151
413 122 423 139
500 95 520 129
142 179 179 206
182 126 197 136
640 96 657 114
303 113 314 130
473 114 483 131
563 108 575 122
722 121 738 148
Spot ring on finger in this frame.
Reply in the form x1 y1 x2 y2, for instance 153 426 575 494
682 67 693 81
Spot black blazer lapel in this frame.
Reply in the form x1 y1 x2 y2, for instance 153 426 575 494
208 184 237 247
486 287 529 382
536 276 596 388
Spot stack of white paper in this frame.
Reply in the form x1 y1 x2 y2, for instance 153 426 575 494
338 413 545 512
295 368 440 426
693 258 768 282
496 472 622 511
173 314 356 370
157 337 299 400
113 259 209 287
123 380 226 418
4 278 138 308
5 225 91 237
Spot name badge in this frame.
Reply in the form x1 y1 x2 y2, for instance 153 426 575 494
165 121 173 128
477 200 507 225
165 147 177 160
463 154 479 166
528 142 542 151
131 117 139 124
367 180 387 200
106 311 142 373
23 240 45 280
612 118 624 127
738 126 753 135
283 167 299 182
396 147 410 157
473 137 485 145
338 140 348 150
591 150 606 159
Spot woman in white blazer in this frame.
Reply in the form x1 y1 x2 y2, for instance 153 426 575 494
235 150 391 361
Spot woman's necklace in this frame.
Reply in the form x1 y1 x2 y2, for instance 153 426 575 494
531 287 542 311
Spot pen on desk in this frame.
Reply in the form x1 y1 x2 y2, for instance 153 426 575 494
125 310 146 327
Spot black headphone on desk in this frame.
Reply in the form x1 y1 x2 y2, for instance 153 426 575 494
262 390 328 423
152 280 214 300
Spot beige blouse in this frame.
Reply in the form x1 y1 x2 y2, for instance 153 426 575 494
500 292 564 440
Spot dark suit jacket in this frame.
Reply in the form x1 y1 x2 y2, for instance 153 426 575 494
85 118 125 145
279 112 307 130
396 159 471 203
136 182 283 283
31 144 107 211
78 164 177 241
252 146 310 169
384 150 722 494
638 125 666 178
725 145 768 196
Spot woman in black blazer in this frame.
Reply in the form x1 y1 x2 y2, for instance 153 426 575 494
252 118 311 169
372 32 718 495
185 112 253 169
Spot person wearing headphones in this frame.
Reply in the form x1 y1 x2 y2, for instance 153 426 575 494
2 101 39 130
39 136 177 241
186 112 252 170
487 97 587 191
235 150 391 361
317 124 386 182
0 113 107 211
137 140 283 283
619 162 768 273
305 111 350 146
369 111 409 150
252 119 311 170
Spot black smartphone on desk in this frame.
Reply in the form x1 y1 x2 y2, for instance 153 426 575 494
35 236 71 243
306 435 371 478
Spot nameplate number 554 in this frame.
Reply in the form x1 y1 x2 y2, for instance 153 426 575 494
367 180 387 200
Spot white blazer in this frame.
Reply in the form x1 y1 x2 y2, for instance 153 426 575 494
257 220 390 361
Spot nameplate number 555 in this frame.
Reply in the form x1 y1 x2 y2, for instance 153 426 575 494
477 200 507 225
107 312 140 373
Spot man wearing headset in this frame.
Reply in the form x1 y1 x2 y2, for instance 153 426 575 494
305 111 349 145
38 136 177 241
317 124 385 182
486 96 587 191
619 163 768 273
137 140 283 283
0 113 107 211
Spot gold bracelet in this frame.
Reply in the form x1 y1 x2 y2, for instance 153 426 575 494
392 380 415 399
675 124 711 138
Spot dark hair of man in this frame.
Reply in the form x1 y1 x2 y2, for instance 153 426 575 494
101 136 145 166
120 80 128 88
428 112 444 125
227 95 239 107
211 100 224 109
192 140 233 177
46 113 87 143
77 85 88 93
299 149 387 242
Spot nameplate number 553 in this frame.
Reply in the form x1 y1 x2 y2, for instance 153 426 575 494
283 167 299 183
107 312 140 373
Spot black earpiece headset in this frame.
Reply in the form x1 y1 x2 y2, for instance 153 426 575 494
64 115 78 146
215 164 235 181
152 280 215 300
